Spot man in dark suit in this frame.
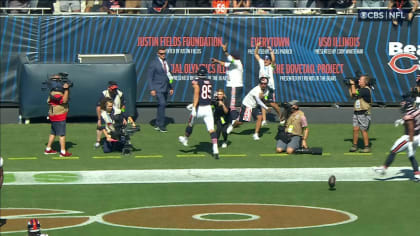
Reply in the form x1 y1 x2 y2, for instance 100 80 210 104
147 47 174 132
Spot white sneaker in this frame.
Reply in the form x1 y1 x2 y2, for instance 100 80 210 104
94 142 100 148
226 125 233 134
261 120 267 126
373 166 386 175
178 136 188 146
253 133 260 140
414 172 420 181
221 142 227 148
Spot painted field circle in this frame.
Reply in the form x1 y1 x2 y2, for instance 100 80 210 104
99 203 358 231
192 212 260 221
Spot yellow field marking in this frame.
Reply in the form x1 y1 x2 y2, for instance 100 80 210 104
343 153 372 156
8 157 38 160
135 155 163 158
52 156 80 160
259 153 288 157
92 156 122 159
176 154 206 157
322 153 331 156
219 154 247 157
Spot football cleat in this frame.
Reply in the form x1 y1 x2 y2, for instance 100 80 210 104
373 166 386 175
226 125 233 134
178 136 188 146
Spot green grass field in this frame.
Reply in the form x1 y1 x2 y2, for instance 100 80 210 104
1 123 419 235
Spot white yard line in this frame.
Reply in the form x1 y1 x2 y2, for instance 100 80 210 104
4 167 416 185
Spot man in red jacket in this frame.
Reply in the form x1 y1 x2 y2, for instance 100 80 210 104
44 75 72 157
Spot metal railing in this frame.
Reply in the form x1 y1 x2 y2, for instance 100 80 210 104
0 6 417 16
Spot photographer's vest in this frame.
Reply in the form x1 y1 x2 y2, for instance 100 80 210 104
354 87 372 114
47 91 68 122
101 110 115 134
102 90 123 115
285 110 305 137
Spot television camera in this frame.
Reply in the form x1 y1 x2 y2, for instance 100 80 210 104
41 72 73 92
343 72 376 89
111 115 140 155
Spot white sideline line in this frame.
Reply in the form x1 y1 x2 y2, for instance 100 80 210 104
3 167 416 185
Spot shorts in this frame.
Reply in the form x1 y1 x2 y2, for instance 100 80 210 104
51 121 66 136
353 113 371 131
226 87 243 109
276 135 302 151
60 1 81 12
238 105 262 122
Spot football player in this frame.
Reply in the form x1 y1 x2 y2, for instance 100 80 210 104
178 66 219 159
373 96 420 181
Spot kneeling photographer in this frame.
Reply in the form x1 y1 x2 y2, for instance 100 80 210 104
275 100 309 154
99 98 139 154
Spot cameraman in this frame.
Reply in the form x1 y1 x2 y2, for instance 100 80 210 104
99 98 125 153
410 75 420 108
44 75 72 157
275 100 309 154
95 81 135 148
213 89 230 148
349 75 372 153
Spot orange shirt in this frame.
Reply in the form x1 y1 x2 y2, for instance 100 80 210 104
212 0 229 14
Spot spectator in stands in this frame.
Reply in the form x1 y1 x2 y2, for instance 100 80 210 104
388 0 418 26
294 0 317 14
212 0 229 14
251 0 272 14
354 0 384 8
7 0 30 14
85 0 108 12
273 0 295 14
36 0 53 13
232 0 250 13
29 0 38 9
187 0 211 13
104 0 122 13
148 0 176 13
125 0 141 14
60 0 81 12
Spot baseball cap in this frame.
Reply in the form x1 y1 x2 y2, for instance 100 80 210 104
108 81 118 90
230 50 241 59
259 77 268 84
288 100 299 106
263 55 271 60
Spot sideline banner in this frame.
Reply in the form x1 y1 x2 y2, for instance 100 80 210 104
0 15 418 104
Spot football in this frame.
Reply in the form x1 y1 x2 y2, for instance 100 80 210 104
328 175 336 190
